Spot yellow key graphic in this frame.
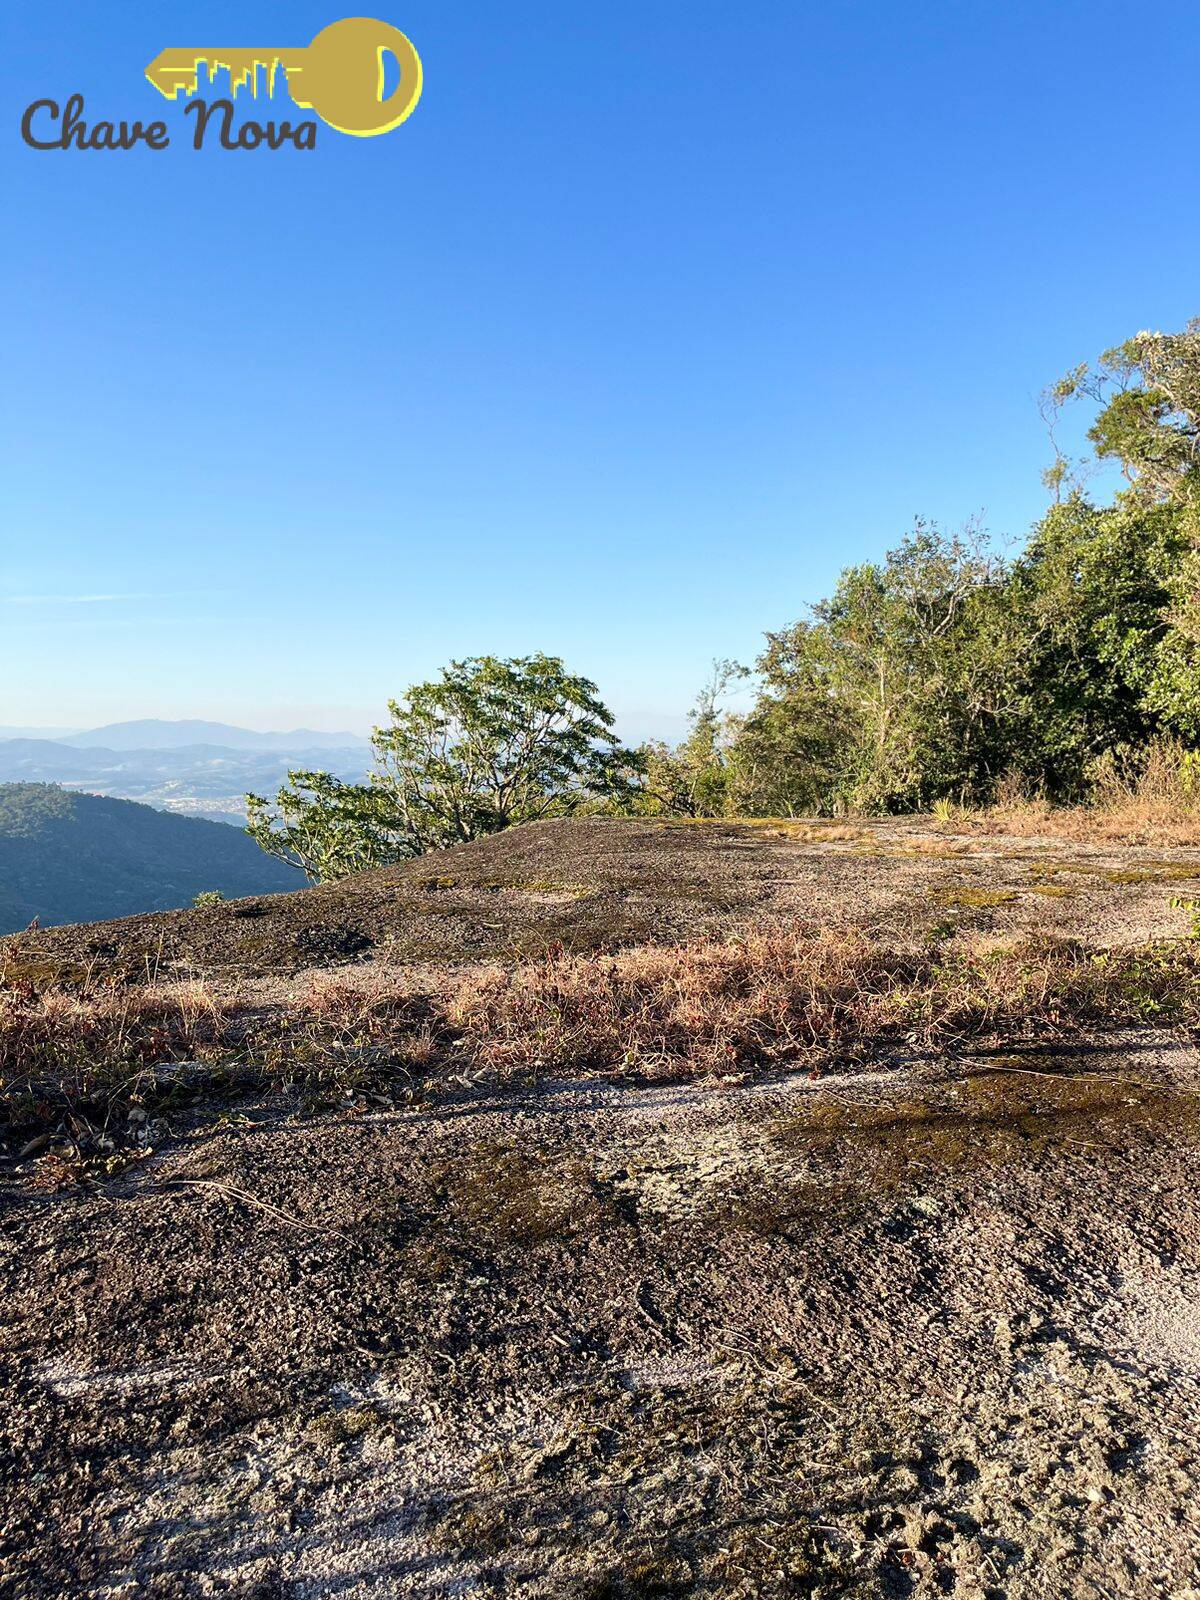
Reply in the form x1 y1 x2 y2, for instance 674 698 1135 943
145 17 422 138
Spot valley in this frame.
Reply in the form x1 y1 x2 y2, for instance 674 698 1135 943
0 721 371 827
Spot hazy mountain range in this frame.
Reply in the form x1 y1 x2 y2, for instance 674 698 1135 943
0 715 688 828
62 719 369 751
0 721 371 826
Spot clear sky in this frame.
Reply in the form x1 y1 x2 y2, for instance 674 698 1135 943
2 0 1197 738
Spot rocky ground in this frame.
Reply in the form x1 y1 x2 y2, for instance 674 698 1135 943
7 814 1200 984
5 817 1200 1598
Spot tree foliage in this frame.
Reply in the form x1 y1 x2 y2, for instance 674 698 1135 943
248 321 1200 845
1048 322 1200 506
247 656 638 881
732 525 1022 813
246 771 414 881
1004 496 1200 790
371 654 635 849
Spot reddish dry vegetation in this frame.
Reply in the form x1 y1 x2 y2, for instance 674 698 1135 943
960 743 1200 846
970 801 1200 847
450 930 1200 1075
5 930 1200 1150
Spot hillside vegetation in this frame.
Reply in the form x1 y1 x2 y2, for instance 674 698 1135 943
0 784 299 933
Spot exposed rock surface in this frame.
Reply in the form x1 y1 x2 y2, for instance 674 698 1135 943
4 818 1200 1597
6 814 1200 981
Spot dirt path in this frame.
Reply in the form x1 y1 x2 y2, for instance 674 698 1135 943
5 1035 1200 1598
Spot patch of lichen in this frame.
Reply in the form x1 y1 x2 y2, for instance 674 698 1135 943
892 842 974 859
936 887 1017 909
1033 859 1200 886
1100 865 1200 885
0 956 91 990
428 1143 613 1250
759 1072 1200 1212
656 816 865 843
306 1403 390 1448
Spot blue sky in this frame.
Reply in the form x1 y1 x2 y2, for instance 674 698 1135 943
2 0 1197 738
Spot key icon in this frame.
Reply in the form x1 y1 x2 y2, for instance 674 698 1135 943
145 17 423 138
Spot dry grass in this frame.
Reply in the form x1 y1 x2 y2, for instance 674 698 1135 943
0 978 229 1121
961 742 1200 847
448 931 1200 1082
0 971 443 1130
5 931 1200 1174
770 822 864 843
971 799 1200 847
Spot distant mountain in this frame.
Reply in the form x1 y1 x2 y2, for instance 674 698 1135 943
0 740 108 780
64 719 368 752
0 739 374 827
0 741 374 826
0 784 303 934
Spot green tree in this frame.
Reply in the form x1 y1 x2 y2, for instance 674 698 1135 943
372 654 635 848
732 524 1022 813
1004 495 1200 791
246 770 415 880
1045 321 1200 506
1041 320 1200 737
635 661 747 816
248 656 638 881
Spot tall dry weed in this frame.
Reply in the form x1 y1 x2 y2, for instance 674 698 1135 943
970 741 1200 846
5 929 1199 1131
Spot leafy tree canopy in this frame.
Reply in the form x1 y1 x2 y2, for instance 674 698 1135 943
246 771 414 882
248 655 639 881
733 524 1022 814
1045 321 1200 506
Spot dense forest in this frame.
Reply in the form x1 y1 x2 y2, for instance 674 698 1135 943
250 320 1200 879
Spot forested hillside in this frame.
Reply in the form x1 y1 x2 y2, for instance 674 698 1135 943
0 784 299 933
